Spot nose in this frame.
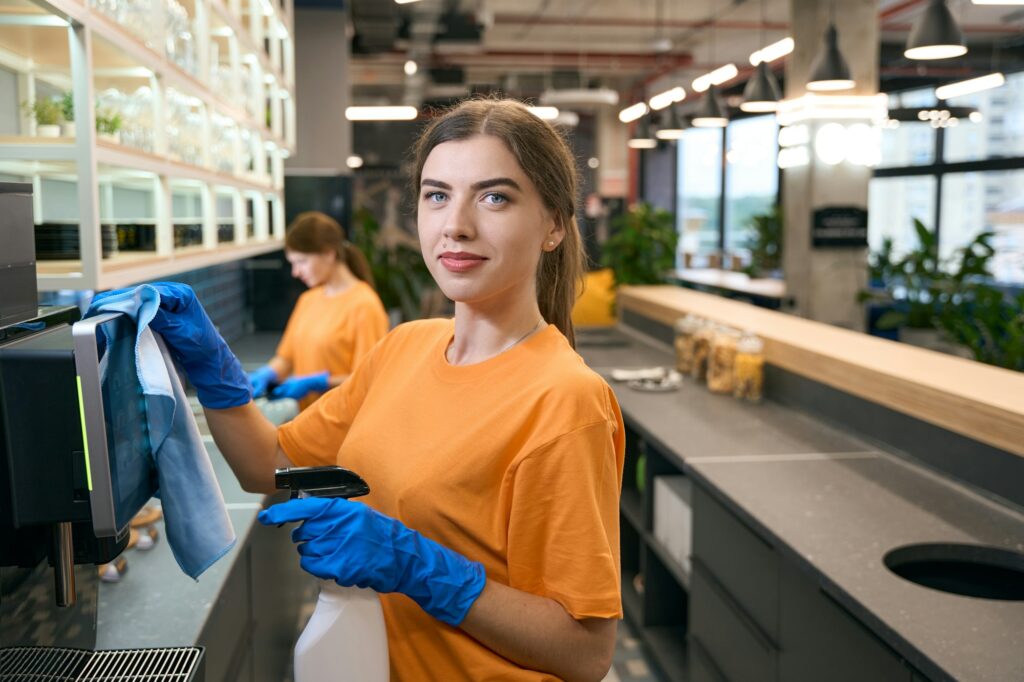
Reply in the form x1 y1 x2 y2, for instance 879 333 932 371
442 196 477 243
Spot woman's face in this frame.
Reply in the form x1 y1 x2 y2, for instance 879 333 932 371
417 134 564 309
285 249 336 288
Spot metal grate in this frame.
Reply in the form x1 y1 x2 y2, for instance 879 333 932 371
0 646 202 681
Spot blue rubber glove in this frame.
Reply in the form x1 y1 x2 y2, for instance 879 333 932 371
89 282 251 409
270 371 330 401
258 497 487 627
248 365 278 398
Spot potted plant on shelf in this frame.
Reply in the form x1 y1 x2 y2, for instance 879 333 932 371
61 92 75 137
742 205 783 279
23 98 62 137
95 108 123 144
600 202 679 287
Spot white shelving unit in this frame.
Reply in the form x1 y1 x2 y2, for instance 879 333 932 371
0 0 294 291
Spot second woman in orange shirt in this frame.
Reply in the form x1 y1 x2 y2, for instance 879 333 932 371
248 211 388 409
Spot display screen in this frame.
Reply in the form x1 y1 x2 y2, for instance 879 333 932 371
96 315 157 533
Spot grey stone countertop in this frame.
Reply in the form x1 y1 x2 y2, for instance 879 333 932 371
574 324 1024 682
96 332 293 649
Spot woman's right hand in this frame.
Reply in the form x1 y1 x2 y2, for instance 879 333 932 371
90 282 251 409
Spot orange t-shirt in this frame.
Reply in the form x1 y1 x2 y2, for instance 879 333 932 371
275 280 388 409
278 319 625 681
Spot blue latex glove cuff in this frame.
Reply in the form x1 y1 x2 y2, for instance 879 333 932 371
259 497 487 627
248 365 278 398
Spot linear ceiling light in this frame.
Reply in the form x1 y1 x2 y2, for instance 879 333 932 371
649 86 686 111
527 106 560 120
691 85 729 128
619 102 649 123
750 37 794 66
905 0 967 60
970 0 1024 4
807 24 855 91
692 64 739 93
935 72 1006 100
345 106 419 121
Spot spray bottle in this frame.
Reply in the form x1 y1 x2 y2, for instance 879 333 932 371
274 466 389 682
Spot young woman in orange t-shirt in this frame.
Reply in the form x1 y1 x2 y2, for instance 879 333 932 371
247 211 388 409
131 99 624 681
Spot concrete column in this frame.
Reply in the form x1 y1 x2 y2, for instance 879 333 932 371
782 0 878 330
596 107 629 199
285 7 351 175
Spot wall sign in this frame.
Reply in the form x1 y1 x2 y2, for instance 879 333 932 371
812 206 868 248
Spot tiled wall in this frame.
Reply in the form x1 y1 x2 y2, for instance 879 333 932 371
39 259 251 343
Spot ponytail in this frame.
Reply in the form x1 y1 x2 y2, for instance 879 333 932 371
340 240 375 288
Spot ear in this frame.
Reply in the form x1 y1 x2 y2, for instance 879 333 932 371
543 214 566 252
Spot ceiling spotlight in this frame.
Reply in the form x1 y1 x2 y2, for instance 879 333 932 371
741 61 782 112
346 155 364 169
691 85 728 128
807 24 855 92
627 117 657 149
905 0 967 60
404 60 418 76
655 106 687 140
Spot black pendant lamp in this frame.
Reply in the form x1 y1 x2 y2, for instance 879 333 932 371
904 0 966 60
807 23 854 92
691 85 728 128
741 61 782 112
627 116 657 149
656 106 686 140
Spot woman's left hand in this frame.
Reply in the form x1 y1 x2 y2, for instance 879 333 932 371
258 497 487 627
269 371 330 400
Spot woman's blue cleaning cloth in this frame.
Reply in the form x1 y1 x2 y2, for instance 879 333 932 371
87 285 235 579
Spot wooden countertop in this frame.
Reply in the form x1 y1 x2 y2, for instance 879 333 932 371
618 285 1024 457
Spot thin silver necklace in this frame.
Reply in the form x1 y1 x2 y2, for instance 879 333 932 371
447 319 544 364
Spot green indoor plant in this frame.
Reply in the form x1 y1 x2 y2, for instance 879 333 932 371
23 98 62 137
95 109 123 142
742 205 782 278
60 91 76 136
600 202 679 287
936 284 1023 371
351 207 433 323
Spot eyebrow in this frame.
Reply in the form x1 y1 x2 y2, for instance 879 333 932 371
420 177 523 192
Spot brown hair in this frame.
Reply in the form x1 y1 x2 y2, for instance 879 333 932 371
285 211 374 288
410 99 585 347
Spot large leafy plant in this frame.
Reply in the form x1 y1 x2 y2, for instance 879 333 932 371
860 218 994 330
350 207 433 322
936 285 1024 371
600 202 678 286
742 206 782 277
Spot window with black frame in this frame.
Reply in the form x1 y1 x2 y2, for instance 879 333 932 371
870 72 1024 284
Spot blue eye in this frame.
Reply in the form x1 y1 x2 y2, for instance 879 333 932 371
483 192 507 205
423 191 446 203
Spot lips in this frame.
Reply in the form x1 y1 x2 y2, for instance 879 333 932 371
439 251 487 273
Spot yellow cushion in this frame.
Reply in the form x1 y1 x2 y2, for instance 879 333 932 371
572 268 617 327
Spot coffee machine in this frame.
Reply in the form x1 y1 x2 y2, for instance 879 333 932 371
0 183 204 679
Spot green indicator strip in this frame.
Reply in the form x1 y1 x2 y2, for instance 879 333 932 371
76 376 93 491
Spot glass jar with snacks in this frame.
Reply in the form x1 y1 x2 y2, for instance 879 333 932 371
673 315 700 375
707 327 741 394
734 333 765 402
690 320 715 384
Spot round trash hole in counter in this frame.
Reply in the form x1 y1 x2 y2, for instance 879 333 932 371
883 543 1024 601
